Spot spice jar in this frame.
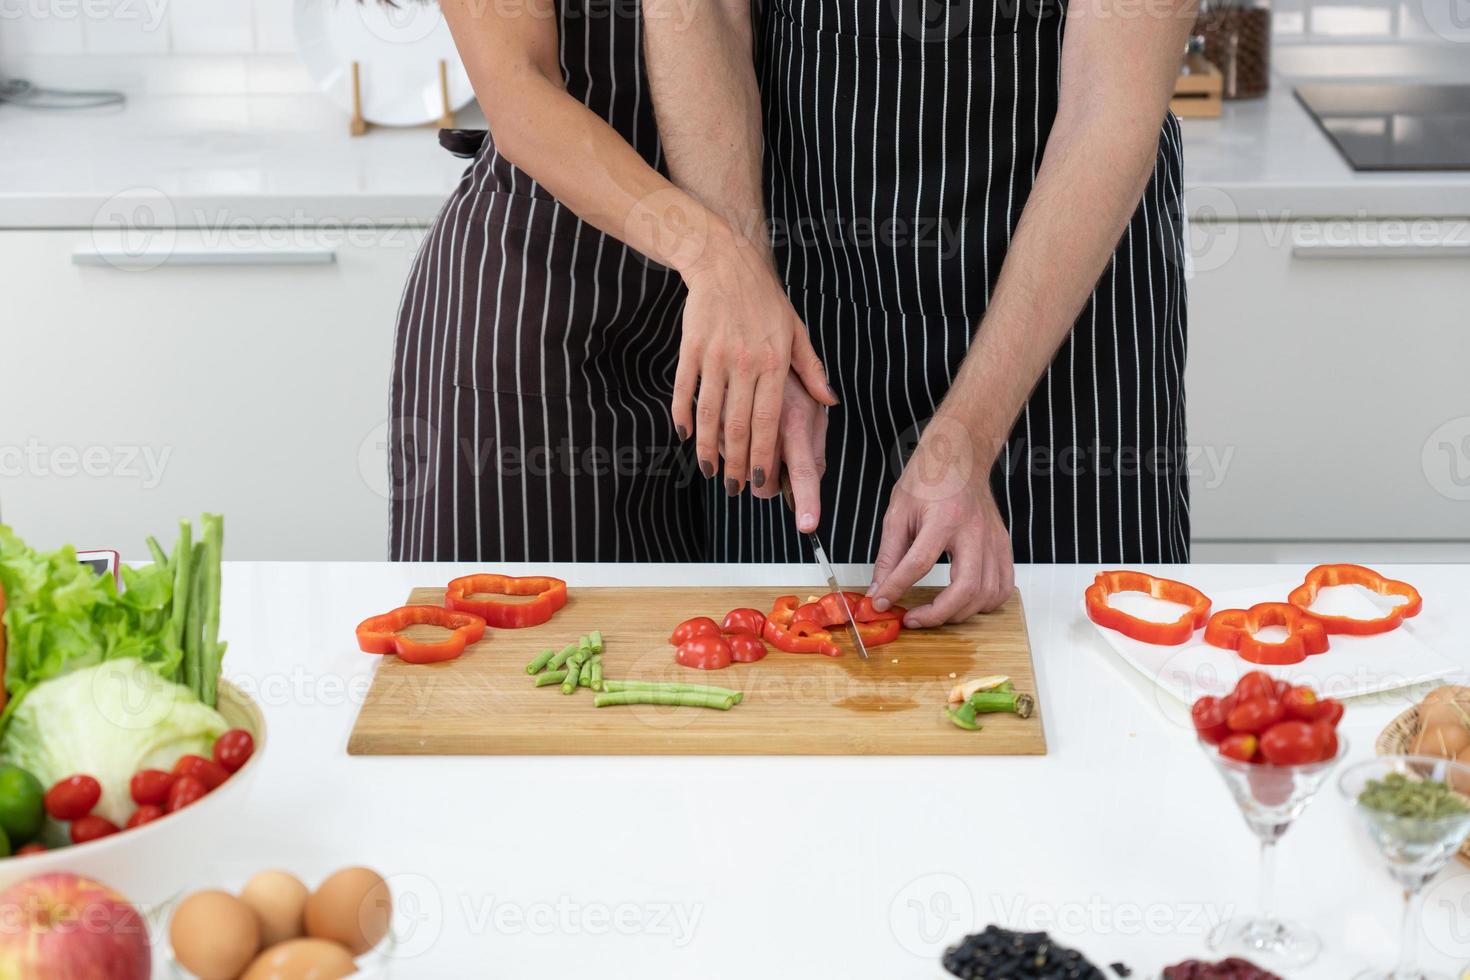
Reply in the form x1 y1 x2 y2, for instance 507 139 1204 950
1194 0 1271 100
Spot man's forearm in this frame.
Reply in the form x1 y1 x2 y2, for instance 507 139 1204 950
936 1 1197 471
643 0 769 249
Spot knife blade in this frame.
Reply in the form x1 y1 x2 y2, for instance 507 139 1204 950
779 474 869 660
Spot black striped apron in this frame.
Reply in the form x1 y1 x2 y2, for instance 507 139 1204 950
389 0 1190 565
707 0 1192 564
388 0 706 562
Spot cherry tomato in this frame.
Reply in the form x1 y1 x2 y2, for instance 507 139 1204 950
674 635 733 670
1218 733 1259 763
1190 696 1231 745
1318 698 1345 727
167 776 208 813
726 634 768 663
1259 721 1326 766
172 754 228 791
129 769 176 806
669 617 721 647
1311 720 1340 762
720 608 767 638
15 843 46 857
1226 697 1285 734
70 815 120 845
1280 685 1319 722
125 805 166 829
212 729 255 774
44 775 101 821
1233 671 1278 702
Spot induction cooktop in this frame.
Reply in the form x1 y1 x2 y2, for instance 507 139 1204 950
1295 83 1470 172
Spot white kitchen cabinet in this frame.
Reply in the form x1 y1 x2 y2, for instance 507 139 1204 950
1186 218 1470 544
0 227 427 560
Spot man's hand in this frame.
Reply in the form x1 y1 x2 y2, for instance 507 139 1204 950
750 373 829 534
674 236 834 496
867 416 1014 626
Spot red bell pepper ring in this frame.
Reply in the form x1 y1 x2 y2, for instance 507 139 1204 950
1084 570 1211 646
762 618 842 657
1286 563 1422 636
444 574 567 629
356 606 487 664
1204 602 1328 666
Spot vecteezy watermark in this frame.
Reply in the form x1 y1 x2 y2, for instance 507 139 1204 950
0 0 167 31
0 439 170 490
459 895 703 947
1422 416 1470 502
890 873 976 957
992 894 1235 938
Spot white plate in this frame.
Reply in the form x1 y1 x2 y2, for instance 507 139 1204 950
1087 581 1458 704
294 0 475 127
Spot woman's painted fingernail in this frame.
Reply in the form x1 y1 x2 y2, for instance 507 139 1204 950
725 477 739 496
753 466 766 489
700 459 713 479
676 424 688 441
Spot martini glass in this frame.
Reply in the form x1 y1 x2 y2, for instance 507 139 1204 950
1199 735 1348 971
1339 755 1470 980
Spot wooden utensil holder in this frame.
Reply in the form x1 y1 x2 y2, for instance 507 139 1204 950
1171 53 1224 119
349 58 456 136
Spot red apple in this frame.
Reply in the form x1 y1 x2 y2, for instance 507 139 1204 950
0 873 150 980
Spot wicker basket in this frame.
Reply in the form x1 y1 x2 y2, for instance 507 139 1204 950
1376 703 1470 866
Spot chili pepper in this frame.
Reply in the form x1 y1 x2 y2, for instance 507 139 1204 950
444 573 567 629
1204 602 1329 666
355 606 487 664
762 618 842 657
1084 570 1211 645
1286 563 1422 635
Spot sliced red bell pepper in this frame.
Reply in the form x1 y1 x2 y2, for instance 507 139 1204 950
356 605 487 664
1084 570 1211 646
762 618 842 657
854 596 906 624
768 595 801 629
444 574 567 629
1286 563 1422 635
1204 602 1329 666
791 592 866 628
856 617 902 647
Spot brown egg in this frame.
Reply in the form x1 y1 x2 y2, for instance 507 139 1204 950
241 870 310 947
240 938 356 980
1419 701 1470 731
1413 723 1470 760
1422 685 1470 705
304 867 392 956
1453 745 1470 796
170 889 262 980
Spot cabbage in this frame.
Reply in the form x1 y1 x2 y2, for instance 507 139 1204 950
1 660 227 825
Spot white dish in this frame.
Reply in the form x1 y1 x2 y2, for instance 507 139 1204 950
294 0 475 127
1087 581 1458 704
0 681 266 909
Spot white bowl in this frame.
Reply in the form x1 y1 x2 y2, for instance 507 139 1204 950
0 681 266 910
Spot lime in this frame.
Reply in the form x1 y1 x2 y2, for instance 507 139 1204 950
0 765 45 844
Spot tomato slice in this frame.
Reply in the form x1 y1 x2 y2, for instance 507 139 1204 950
726 634 768 663
670 617 722 647
674 636 734 670
720 608 767 638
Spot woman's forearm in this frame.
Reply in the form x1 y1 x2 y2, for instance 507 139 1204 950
934 0 1198 469
442 0 734 275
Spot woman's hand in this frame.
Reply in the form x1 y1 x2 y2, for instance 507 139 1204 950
866 415 1014 626
750 373 829 533
674 235 836 495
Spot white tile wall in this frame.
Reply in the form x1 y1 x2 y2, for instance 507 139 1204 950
0 0 304 58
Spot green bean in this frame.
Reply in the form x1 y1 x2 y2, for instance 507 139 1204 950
561 660 582 695
572 635 593 666
589 629 603 653
526 649 556 675
534 670 569 688
198 514 225 708
601 679 742 702
594 691 737 710
183 541 206 698
588 655 603 691
547 642 580 671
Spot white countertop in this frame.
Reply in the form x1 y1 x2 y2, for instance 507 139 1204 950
3 56 1469 229
210 560 1470 979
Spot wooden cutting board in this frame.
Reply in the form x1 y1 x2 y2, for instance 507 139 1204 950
347 587 1044 756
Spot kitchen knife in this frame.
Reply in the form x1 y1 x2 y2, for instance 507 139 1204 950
779 474 869 661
